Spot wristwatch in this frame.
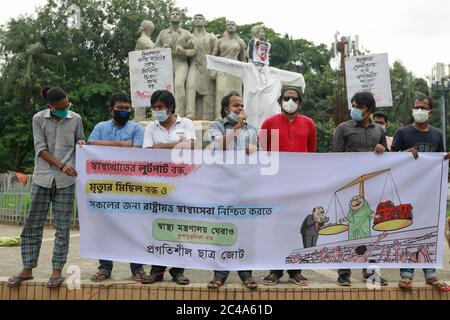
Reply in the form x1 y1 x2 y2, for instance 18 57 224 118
59 163 66 171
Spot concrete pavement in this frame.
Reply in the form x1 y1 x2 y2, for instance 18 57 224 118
1 224 449 287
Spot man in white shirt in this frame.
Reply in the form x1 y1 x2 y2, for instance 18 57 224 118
142 90 195 285
143 91 196 150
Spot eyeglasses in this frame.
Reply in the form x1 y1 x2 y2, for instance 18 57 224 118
412 107 431 111
114 106 132 112
351 103 366 110
283 96 300 103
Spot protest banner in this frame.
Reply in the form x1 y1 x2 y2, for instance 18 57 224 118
76 146 448 270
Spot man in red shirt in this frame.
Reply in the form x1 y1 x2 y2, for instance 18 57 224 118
259 86 317 286
259 88 316 153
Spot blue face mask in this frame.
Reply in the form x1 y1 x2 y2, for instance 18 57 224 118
228 112 239 124
113 110 131 126
351 108 366 122
51 107 69 119
155 110 169 123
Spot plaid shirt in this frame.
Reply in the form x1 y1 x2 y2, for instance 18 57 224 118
208 118 258 151
32 109 85 189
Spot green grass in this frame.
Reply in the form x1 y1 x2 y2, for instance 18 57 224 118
0 193 31 210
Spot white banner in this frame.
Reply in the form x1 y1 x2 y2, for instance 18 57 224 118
345 53 393 109
76 146 448 271
129 48 173 108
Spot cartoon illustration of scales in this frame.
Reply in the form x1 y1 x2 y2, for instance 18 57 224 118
319 169 414 236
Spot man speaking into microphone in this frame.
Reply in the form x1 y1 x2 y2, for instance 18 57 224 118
208 91 258 156
206 91 259 290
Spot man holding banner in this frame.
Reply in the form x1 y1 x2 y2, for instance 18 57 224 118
260 86 316 286
206 92 258 290
8 87 85 289
142 90 195 285
391 95 450 292
88 92 147 283
332 91 389 287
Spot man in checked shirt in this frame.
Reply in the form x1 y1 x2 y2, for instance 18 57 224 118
206 91 259 290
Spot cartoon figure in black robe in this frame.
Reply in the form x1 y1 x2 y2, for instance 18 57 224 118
300 206 329 248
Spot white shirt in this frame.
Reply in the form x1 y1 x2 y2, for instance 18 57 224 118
207 55 306 130
143 116 196 148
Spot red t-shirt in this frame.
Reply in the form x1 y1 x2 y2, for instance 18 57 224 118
259 113 317 152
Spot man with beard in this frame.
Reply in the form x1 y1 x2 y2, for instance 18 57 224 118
260 86 316 287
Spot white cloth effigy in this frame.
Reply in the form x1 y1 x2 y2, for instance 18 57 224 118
207 55 306 129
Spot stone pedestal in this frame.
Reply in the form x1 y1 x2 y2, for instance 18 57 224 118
193 120 213 149
134 107 148 123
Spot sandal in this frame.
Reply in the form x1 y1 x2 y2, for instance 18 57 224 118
91 271 111 282
243 277 258 290
173 273 190 286
398 278 413 291
131 268 147 282
142 273 164 285
289 272 309 286
426 278 450 292
7 275 34 288
263 273 280 286
207 278 224 289
46 276 65 289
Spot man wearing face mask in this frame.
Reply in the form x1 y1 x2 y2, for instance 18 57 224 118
142 90 195 286
88 92 146 283
373 112 393 151
88 92 144 148
332 91 388 287
7 86 86 289
391 96 445 156
206 92 258 289
208 91 258 155
259 86 316 287
391 96 450 292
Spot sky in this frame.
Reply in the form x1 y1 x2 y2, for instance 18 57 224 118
1 0 449 79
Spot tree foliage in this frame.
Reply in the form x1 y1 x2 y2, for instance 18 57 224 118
0 0 440 172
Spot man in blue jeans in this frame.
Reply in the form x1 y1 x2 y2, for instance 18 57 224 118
391 95 450 292
88 92 146 282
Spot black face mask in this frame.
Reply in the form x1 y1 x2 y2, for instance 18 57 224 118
113 110 131 126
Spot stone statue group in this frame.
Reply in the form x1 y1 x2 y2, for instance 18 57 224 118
135 8 304 129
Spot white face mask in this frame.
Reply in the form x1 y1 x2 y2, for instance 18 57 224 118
376 124 387 132
413 109 430 124
282 99 299 114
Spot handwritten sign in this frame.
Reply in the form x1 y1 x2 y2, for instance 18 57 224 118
345 53 393 109
128 48 174 108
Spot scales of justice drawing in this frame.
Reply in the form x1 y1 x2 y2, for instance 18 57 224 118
319 169 414 236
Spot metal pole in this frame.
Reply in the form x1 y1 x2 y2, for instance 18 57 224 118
441 94 447 150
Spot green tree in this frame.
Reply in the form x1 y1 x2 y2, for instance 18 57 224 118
387 61 429 125
0 16 65 172
0 0 177 172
